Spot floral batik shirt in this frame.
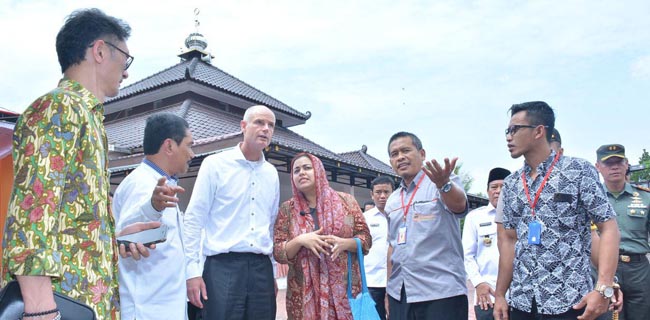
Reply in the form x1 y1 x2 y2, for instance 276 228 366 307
2 79 119 320
500 151 615 315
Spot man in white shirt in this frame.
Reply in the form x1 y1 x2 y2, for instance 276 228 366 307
462 167 510 320
364 176 395 319
112 113 195 320
184 105 280 320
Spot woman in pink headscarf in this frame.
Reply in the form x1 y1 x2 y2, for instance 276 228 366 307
273 152 371 320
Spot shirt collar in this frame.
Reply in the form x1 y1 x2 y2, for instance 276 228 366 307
623 183 636 195
399 170 425 191
234 142 267 165
58 78 103 114
142 158 178 183
524 150 558 176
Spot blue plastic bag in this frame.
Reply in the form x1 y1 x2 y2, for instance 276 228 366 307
347 238 381 320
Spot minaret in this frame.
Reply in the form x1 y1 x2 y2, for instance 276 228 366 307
178 8 214 63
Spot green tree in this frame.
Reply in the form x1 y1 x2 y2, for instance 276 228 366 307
453 162 474 192
630 149 650 183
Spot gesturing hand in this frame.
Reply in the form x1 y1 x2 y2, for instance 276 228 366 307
423 157 458 188
151 177 185 212
298 228 331 257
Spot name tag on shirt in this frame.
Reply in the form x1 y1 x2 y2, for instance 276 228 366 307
369 223 380 227
413 213 435 222
397 226 407 245
553 193 572 203
528 220 542 245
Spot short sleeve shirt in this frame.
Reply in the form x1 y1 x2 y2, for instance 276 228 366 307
500 151 615 314
385 170 469 303
607 183 650 254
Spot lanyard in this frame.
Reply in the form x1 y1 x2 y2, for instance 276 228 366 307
521 152 561 218
400 174 426 222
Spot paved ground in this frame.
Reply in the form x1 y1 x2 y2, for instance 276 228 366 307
274 279 478 320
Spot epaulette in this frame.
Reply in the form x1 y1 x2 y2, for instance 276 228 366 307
632 185 650 193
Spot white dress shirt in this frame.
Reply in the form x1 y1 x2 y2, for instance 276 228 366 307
363 207 389 288
112 160 187 320
184 145 280 279
461 203 499 303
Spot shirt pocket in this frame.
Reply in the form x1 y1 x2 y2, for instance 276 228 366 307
625 209 648 240
411 201 437 222
549 193 582 229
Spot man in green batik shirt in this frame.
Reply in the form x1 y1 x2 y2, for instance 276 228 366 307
594 144 650 320
1 9 164 320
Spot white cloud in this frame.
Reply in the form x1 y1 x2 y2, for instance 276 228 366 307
631 55 650 79
2 0 650 193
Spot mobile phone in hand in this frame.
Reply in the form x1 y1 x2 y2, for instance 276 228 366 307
116 224 168 251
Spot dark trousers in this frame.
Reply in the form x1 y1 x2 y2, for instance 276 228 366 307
188 301 202 320
474 305 495 320
617 257 650 320
368 287 387 319
388 285 468 320
510 299 585 320
201 252 276 320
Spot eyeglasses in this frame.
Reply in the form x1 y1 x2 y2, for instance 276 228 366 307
505 125 546 136
90 41 134 70
105 42 134 70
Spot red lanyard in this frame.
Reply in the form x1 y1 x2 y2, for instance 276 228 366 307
521 152 561 218
400 174 426 222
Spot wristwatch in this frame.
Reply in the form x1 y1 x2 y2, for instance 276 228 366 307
596 283 614 299
439 181 453 193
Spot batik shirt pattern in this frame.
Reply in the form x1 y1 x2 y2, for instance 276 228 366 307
501 151 615 314
2 79 118 320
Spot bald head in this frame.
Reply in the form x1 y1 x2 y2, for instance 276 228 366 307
243 105 275 124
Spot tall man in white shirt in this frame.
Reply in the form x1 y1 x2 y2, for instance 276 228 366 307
462 167 510 320
364 176 395 319
185 105 280 319
112 113 195 320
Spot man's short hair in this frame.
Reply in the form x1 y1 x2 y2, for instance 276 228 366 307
56 8 131 73
387 131 423 154
371 176 395 191
363 201 375 209
143 113 190 155
509 101 555 142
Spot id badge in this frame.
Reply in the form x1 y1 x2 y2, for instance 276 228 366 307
397 225 407 245
528 220 541 245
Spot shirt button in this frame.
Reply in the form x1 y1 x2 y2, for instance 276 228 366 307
252 197 255 201
251 227 254 231
251 212 255 216
250 243 253 247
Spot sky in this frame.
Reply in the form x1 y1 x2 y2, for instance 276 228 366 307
1 0 649 195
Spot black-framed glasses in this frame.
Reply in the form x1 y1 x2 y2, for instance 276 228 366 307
90 41 134 70
105 42 134 70
505 125 545 136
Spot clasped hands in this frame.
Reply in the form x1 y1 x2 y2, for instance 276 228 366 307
298 229 354 259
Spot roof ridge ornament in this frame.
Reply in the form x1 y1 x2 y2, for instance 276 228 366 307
179 8 214 63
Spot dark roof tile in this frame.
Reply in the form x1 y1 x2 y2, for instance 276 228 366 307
107 58 308 119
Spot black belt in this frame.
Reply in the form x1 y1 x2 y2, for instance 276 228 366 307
619 254 646 263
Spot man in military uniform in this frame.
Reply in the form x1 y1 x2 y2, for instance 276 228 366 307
595 144 650 320
549 128 563 156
